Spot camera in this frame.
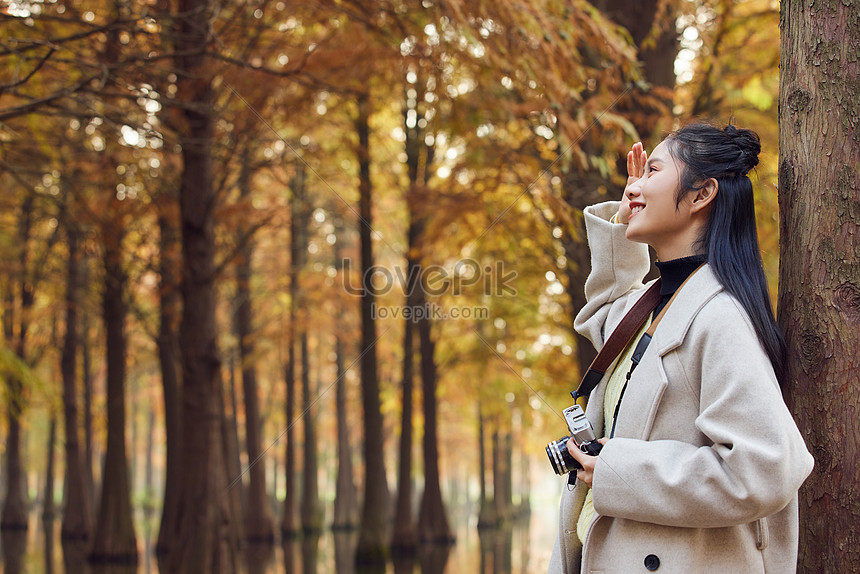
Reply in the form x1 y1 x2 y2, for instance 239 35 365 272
546 404 603 475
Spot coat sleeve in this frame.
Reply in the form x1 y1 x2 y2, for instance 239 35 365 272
574 201 651 350
590 298 814 528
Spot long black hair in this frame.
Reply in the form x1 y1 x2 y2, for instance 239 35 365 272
664 123 786 384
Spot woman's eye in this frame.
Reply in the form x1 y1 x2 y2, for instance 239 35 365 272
649 166 658 173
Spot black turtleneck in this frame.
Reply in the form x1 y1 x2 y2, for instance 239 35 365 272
654 254 708 316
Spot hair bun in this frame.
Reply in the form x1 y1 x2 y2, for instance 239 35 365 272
724 125 761 173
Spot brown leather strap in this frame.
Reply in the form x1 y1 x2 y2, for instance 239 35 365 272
572 279 663 403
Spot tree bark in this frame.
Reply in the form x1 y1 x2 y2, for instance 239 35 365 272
155 203 183 556
778 1 860 572
236 159 275 543
168 0 235 568
60 223 92 540
90 209 138 562
354 91 391 566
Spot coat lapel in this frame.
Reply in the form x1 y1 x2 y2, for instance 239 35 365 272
611 265 723 440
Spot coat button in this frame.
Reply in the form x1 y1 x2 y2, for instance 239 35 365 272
644 554 660 571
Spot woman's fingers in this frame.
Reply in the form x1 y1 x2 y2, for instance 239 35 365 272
567 438 598 487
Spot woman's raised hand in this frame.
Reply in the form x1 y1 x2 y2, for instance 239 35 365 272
617 142 648 224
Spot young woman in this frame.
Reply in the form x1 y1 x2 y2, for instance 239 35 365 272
549 123 814 573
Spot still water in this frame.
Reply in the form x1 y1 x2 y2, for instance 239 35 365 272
0 495 561 573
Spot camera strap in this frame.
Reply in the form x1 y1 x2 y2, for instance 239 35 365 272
572 264 706 406
608 266 702 437
571 279 663 405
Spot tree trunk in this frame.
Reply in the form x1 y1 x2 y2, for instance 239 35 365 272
354 91 391 566
476 401 496 528
282 340 298 537
300 331 322 533
332 220 358 532
2 195 34 532
283 163 308 537
416 310 453 544
43 417 57 521
492 429 512 524
392 82 435 552
155 203 183 556
219 367 245 557
90 212 138 562
560 0 676 375
236 160 275 543
144 408 156 530
391 318 416 553
332 229 359 531
778 1 860 572
61 224 92 540
81 274 96 507
168 0 235 568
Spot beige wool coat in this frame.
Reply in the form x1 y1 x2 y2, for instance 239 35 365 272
549 202 814 574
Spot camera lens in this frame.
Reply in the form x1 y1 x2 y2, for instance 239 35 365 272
545 436 581 475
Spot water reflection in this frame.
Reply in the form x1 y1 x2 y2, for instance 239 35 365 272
0 500 557 574
1 529 27 574
62 538 91 574
333 531 357 574
392 553 416 574
246 541 275 574
44 519 58 574
419 543 451 574
301 534 320 574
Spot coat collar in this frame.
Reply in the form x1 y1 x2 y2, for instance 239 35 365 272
649 264 723 356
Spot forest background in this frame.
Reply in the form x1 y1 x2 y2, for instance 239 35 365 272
1 0 854 573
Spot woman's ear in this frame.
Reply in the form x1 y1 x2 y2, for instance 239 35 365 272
691 178 718 213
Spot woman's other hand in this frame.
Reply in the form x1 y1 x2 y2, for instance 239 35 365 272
567 437 609 487
618 142 647 224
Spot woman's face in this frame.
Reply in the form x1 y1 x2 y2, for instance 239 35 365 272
625 141 701 260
